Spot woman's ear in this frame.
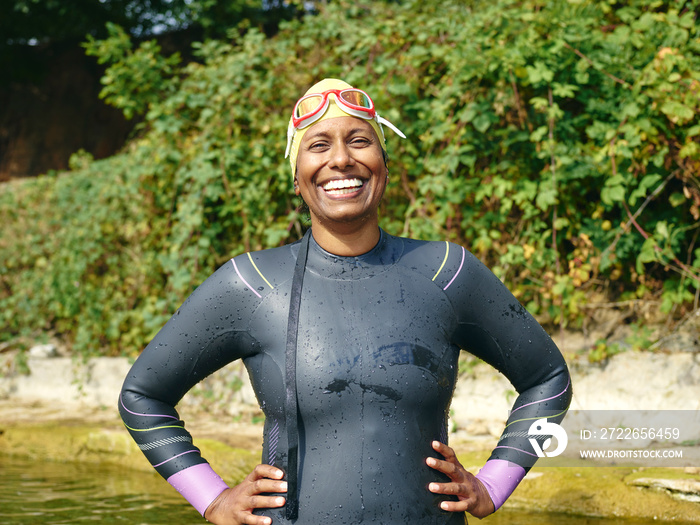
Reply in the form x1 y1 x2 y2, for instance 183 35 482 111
293 177 300 195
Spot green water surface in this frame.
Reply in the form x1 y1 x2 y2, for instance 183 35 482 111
0 455 687 524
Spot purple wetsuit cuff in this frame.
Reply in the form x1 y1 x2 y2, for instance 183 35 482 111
167 463 230 516
475 459 526 511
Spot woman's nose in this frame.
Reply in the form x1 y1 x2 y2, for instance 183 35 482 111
328 143 355 170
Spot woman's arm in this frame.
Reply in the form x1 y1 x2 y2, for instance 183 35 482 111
442 245 573 510
119 260 263 515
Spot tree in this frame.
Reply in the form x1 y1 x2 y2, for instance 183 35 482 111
1 0 295 83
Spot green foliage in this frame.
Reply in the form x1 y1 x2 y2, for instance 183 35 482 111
1 0 699 357
83 23 183 120
587 340 623 364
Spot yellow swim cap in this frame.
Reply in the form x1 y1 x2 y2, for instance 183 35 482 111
286 78 404 178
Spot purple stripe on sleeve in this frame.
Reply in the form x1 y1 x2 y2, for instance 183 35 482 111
443 246 465 291
231 258 262 298
120 396 179 421
475 459 526 511
509 377 571 416
153 449 199 468
167 463 230 516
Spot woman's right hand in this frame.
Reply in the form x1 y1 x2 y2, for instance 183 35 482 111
204 464 287 525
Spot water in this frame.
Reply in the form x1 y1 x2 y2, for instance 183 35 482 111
0 455 196 524
482 510 669 525
0 455 687 524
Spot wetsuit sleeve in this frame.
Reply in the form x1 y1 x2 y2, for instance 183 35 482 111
441 244 572 509
119 259 262 515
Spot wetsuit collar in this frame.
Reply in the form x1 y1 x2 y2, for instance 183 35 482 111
305 228 403 280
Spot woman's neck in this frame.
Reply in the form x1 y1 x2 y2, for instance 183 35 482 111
309 218 381 256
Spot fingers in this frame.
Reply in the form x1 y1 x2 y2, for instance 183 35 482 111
436 497 473 513
205 464 288 525
426 440 470 512
238 509 278 525
426 455 459 478
431 440 457 460
428 480 470 500
426 441 465 481
428 476 495 518
248 464 286 484
244 464 288 506
237 495 286 525
240 469 288 512
246 491 286 509
425 444 496 519
427 478 480 514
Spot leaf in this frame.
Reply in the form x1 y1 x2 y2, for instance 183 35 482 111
473 113 491 133
679 141 699 159
601 185 625 205
668 192 686 207
660 100 694 123
526 61 554 85
530 125 548 142
536 187 558 210
552 82 579 99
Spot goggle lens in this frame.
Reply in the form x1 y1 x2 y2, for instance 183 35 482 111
339 89 372 109
295 95 324 119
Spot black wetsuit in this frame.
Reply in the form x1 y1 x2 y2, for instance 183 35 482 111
120 230 571 524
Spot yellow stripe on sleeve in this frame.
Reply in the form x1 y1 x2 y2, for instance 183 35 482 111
247 252 274 289
432 241 450 281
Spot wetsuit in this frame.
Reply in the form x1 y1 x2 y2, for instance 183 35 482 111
120 229 571 524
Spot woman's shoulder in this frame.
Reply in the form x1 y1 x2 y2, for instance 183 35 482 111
226 241 298 293
387 233 473 290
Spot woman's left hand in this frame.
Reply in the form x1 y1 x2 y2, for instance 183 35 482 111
426 440 495 519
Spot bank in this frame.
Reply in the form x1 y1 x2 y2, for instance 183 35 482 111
1 326 699 522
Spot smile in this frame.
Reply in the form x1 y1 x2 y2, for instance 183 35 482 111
321 178 365 195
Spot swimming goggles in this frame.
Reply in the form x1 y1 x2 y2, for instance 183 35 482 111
285 88 406 157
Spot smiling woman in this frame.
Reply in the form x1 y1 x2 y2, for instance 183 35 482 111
118 78 572 525
287 79 403 257
294 116 388 255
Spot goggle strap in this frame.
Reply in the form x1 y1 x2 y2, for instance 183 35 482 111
376 114 407 139
285 120 295 158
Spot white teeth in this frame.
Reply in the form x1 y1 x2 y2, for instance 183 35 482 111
326 187 360 195
322 178 364 191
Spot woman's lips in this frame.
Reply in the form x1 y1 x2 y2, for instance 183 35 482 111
321 178 364 195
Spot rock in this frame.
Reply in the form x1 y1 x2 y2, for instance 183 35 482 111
28 344 58 358
653 309 700 353
0 356 132 407
2 338 699 435
628 477 700 503
567 351 700 411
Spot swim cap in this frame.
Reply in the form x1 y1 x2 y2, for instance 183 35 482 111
287 79 389 178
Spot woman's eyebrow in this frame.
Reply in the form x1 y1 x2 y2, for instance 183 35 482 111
305 128 371 141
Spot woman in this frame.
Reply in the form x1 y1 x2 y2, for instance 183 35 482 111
119 79 571 525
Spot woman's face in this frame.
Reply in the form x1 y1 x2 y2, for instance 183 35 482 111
294 116 388 229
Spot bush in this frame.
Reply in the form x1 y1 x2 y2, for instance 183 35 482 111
1 0 698 357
